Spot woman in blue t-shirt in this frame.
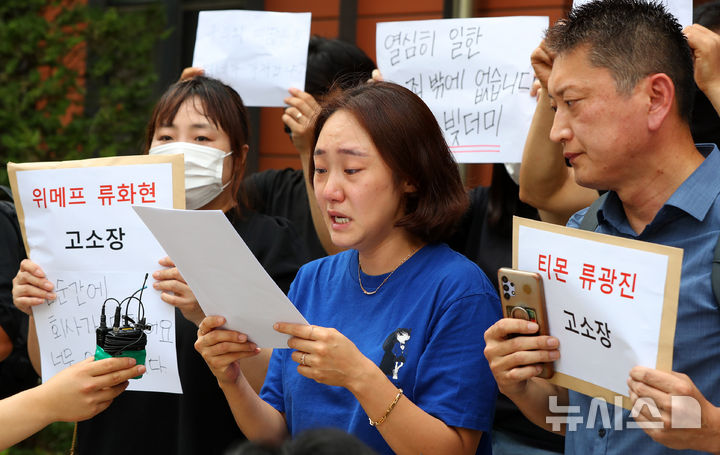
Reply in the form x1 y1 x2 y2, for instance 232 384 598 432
195 82 501 455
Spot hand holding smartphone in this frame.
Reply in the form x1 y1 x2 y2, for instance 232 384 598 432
497 267 555 379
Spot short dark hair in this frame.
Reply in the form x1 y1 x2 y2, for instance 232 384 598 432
285 428 376 455
144 76 250 208
225 428 375 455
545 0 695 123
310 82 468 244
304 36 376 98
695 0 720 32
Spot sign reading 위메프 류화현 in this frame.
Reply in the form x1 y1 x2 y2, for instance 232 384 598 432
8 155 185 394
513 216 682 410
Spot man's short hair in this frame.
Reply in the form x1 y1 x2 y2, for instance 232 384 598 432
305 36 376 98
695 0 720 32
545 0 695 123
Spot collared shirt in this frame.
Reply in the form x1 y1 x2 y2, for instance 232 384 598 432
564 145 720 455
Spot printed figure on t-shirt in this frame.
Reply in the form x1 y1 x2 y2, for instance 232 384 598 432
379 328 411 380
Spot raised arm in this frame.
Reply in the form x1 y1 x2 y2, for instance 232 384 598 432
684 24 720 116
520 42 598 224
282 88 341 255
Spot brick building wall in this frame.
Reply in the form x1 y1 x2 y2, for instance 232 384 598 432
256 0 569 188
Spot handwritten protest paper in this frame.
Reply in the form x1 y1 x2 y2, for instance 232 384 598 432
573 0 692 28
192 10 311 107
133 206 308 348
376 16 548 163
513 217 682 409
8 155 185 393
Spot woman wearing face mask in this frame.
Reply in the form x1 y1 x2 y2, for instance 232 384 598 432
195 82 501 455
12 76 306 455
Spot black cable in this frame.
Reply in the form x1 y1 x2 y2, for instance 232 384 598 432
97 274 151 356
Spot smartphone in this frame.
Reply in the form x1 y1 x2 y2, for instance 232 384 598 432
497 267 554 379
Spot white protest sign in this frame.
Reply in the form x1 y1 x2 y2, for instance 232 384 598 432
572 0 692 28
133 206 308 348
376 16 548 163
192 10 311 107
9 156 185 394
514 217 682 408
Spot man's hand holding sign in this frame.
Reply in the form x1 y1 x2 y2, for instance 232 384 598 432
485 217 683 433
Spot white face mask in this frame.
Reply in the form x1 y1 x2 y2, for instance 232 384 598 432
149 142 232 210
504 162 521 186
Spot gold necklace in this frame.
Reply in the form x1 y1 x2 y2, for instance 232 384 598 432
358 247 418 295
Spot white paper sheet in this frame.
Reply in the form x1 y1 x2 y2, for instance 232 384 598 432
192 10 311 107
14 162 182 393
376 16 548 163
573 0 692 28
133 206 308 348
517 224 670 396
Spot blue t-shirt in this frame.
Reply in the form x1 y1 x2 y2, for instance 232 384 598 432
260 243 501 454
564 145 720 454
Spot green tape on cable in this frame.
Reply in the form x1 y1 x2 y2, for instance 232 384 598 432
94 345 146 379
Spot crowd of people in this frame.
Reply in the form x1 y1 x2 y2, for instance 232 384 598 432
2 0 720 453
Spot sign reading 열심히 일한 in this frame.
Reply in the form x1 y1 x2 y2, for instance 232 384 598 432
376 16 548 164
513 217 682 409
8 155 185 394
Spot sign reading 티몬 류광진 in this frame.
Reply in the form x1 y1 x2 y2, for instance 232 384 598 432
513 217 682 409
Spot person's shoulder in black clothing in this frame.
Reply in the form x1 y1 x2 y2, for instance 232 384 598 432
243 168 328 262
227 207 308 294
0 200 25 343
243 168 305 214
0 193 39 399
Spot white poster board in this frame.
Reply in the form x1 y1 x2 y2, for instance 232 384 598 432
8 155 185 394
573 0 692 28
134 207 308 348
192 10 311 107
376 16 548 163
514 217 682 409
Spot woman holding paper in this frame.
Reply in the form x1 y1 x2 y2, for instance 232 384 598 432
195 82 501 455
12 76 306 454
